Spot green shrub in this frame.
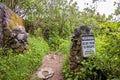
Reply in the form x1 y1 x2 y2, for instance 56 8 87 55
58 39 70 54
0 36 50 80
62 32 120 80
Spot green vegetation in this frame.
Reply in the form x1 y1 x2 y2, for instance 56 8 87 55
0 0 120 80
0 36 49 80
62 23 120 80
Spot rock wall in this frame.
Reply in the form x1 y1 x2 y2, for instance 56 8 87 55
0 3 28 53
0 6 4 47
69 26 91 71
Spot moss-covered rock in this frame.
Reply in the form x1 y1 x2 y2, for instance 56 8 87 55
0 3 28 53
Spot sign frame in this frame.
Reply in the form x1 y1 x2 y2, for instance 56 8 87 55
81 35 96 58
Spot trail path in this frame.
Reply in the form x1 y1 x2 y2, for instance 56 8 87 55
30 53 64 80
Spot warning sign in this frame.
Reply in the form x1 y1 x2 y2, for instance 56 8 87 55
81 35 96 57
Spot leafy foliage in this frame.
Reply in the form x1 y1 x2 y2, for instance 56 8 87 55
58 39 70 54
0 36 50 80
1 0 120 80
62 25 120 79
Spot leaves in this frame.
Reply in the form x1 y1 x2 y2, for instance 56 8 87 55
0 36 50 80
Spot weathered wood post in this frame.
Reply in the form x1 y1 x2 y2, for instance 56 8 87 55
69 26 96 72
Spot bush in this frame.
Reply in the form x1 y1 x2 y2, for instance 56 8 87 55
62 32 120 80
0 36 50 80
58 39 70 54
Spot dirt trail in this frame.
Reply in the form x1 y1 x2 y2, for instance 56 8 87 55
30 53 64 80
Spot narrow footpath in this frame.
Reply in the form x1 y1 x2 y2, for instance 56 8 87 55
30 53 64 80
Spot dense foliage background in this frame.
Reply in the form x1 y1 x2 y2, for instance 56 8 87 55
0 0 120 80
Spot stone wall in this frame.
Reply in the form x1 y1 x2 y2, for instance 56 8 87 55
69 26 91 72
0 4 4 47
0 3 28 53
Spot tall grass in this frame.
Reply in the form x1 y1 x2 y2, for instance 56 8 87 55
0 36 50 80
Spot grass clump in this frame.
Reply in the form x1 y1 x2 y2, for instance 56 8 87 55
0 36 50 80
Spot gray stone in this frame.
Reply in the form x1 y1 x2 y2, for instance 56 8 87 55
11 39 20 48
69 26 92 72
17 33 25 40
0 18 3 22
37 67 54 79
70 62 78 70
0 3 4 9
13 26 25 32
11 32 16 37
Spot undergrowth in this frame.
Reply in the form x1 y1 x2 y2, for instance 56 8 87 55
62 34 120 80
0 36 50 80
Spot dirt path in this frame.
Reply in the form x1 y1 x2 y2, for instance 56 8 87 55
30 53 64 80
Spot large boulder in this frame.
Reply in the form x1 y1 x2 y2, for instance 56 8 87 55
0 3 28 53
